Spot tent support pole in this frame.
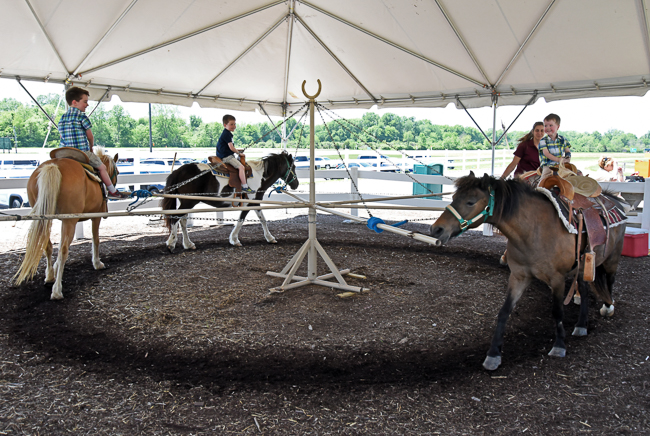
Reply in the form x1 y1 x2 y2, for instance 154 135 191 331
491 94 498 176
268 80 365 294
15 77 58 128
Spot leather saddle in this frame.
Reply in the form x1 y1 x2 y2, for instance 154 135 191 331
207 156 252 192
538 174 616 250
50 147 102 184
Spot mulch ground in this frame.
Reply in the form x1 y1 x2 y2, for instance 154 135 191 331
1 214 649 435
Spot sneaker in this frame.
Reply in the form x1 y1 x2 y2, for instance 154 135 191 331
241 186 255 194
107 190 131 199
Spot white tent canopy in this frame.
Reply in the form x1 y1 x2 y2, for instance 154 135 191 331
2 0 650 116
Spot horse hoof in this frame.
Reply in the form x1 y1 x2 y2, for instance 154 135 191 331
499 255 508 266
548 347 566 357
572 327 588 336
573 296 581 305
600 304 615 317
93 262 105 270
268 239 278 244
483 355 501 370
50 291 64 300
184 244 196 250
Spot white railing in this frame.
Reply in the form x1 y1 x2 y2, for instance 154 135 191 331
1 168 648 248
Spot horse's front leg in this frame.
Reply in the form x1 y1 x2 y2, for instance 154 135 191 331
483 272 531 370
91 217 105 270
44 239 55 284
51 220 76 300
180 217 196 250
229 211 251 247
548 276 568 357
255 210 277 244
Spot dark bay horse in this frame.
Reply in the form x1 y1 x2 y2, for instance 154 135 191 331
430 173 627 370
14 147 119 300
163 151 299 251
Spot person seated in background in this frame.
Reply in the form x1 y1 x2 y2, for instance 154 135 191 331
500 121 543 179
591 156 624 182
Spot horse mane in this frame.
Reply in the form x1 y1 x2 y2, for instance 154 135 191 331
262 151 293 164
94 145 107 158
454 173 543 222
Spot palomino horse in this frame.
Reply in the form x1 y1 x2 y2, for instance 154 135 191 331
13 147 119 300
430 173 627 370
163 151 299 251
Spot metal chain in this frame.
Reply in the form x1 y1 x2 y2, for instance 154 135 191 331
316 104 457 188
315 105 373 218
240 102 309 152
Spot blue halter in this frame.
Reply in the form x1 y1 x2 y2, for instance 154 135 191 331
445 187 495 235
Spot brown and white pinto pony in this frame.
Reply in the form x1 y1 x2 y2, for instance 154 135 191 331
162 151 299 251
14 147 119 300
430 173 627 371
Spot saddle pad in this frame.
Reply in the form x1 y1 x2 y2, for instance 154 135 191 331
50 147 90 164
537 187 627 235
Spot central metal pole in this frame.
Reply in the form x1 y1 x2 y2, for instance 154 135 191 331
490 94 498 176
308 95 317 279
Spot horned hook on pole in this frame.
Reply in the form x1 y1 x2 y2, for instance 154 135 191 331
302 79 322 100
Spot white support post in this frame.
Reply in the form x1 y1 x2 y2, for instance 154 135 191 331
462 149 466 171
216 211 224 225
74 221 84 239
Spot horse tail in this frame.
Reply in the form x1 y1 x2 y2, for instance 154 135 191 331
162 167 184 230
14 164 61 285
590 264 614 305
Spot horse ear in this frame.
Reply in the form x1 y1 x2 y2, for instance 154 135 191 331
113 153 119 162
469 170 475 178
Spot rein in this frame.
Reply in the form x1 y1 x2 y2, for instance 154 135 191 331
446 187 495 235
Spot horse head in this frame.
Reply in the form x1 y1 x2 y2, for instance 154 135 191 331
268 151 299 190
430 172 500 243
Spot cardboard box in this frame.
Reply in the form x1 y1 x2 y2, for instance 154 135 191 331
622 232 648 257
634 160 650 178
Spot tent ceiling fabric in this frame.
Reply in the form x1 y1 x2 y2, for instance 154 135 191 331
2 0 650 116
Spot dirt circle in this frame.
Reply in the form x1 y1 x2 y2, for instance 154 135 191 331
1 214 649 434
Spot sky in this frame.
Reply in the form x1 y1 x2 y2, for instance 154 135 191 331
2 79 649 137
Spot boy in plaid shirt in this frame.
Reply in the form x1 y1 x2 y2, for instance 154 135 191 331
538 113 571 183
59 87 128 199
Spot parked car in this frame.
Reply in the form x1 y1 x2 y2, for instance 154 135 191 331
0 190 26 209
314 157 333 169
294 155 320 170
335 162 374 170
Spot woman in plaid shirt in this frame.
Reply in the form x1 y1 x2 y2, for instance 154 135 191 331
59 87 128 199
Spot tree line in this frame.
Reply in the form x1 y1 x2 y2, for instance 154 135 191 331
2 94 650 153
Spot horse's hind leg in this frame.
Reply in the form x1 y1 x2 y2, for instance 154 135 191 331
44 239 55 284
91 217 105 270
597 263 617 317
484 273 531 370
179 217 196 250
255 210 277 244
573 280 589 336
51 220 76 300
166 219 180 252
548 277 568 357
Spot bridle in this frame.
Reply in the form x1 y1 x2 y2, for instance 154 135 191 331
445 187 495 235
279 155 297 186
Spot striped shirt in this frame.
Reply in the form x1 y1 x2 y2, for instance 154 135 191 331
538 134 571 167
58 107 92 151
